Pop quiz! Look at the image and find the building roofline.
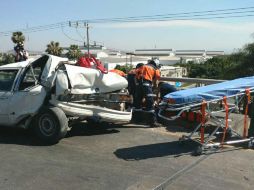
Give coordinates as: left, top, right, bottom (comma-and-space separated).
175, 50, 205, 52
135, 49, 173, 51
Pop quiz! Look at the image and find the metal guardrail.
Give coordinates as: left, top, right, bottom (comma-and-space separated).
160, 77, 226, 86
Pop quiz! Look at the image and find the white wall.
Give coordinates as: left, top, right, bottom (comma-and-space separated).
104, 61, 147, 70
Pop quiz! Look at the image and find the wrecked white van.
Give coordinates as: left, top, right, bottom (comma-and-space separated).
0, 54, 132, 143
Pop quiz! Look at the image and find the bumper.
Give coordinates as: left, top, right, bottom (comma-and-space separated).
50, 100, 132, 123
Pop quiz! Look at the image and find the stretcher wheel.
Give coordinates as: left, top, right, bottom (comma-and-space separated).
179, 136, 185, 141
248, 139, 254, 149
178, 135, 188, 145
226, 128, 233, 138
192, 146, 203, 156
179, 137, 185, 145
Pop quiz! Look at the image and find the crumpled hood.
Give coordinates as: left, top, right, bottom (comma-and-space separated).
56, 64, 128, 95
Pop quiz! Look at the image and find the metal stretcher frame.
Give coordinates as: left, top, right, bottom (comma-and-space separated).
158, 81, 254, 155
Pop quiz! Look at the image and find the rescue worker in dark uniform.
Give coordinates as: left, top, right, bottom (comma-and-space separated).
132, 59, 161, 126
158, 81, 177, 100
127, 63, 144, 102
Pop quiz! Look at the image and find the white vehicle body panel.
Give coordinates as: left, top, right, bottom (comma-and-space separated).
0, 60, 31, 69
55, 70, 69, 96
64, 64, 128, 94
40, 55, 68, 88
0, 92, 12, 125
8, 86, 47, 125
50, 99, 132, 123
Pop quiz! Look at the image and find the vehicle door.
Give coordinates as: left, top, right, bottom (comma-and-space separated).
0, 69, 19, 125
8, 64, 47, 125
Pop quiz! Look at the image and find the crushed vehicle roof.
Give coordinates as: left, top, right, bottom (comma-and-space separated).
0, 54, 68, 69
0, 60, 31, 69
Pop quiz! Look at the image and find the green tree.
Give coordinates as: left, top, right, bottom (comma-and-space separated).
0, 53, 15, 66
0, 53, 3, 65
227, 42, 254, 79
204, 56, 232, 79
11, 31, 25, 45
66, 45, 81, 60
173, 40, 254, 80
188, 63, 207, 78
45, 41, 63, 56
115, 64, 133, 73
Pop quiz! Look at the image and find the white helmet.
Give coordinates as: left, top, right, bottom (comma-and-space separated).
154, 59, 160, 66
149, 58, 160, 68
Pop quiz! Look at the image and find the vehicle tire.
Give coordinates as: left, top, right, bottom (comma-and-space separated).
34, 106, 68, 144
192, 146, 203, 156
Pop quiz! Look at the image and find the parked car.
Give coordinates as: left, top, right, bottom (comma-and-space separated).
0, 54, 132, 144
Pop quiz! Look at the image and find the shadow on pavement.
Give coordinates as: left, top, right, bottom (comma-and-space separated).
66, 122, 120, 138
0, 122, 119, 146
114, 140, 198, 160
158, 116, 197, 133
0, 127, 38, 146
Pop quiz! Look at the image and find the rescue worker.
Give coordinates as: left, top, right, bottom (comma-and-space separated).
109, 69, 126, 77
158, 81, 177, 100
127, 63, 144, 97
248, 100, 254, 137
133, 59, 161, 126
108, 65, 126, 77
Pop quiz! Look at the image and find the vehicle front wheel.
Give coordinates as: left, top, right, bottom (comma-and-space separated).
33, 107, 68, 144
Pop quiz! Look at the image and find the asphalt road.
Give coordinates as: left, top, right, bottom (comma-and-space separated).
0, 122, 253, 190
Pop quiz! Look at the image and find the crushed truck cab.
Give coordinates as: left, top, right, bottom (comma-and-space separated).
0, 54, 132, 143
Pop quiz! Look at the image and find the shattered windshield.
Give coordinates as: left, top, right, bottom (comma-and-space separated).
0, 69, 18, 91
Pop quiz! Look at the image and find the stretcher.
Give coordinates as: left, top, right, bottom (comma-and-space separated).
158, 76, 254, 155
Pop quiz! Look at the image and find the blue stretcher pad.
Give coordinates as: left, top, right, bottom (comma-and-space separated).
163, 76, 254, 105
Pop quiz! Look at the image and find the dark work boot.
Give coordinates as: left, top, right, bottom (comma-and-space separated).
131, 109, 144, 123
150, 121, 163, 128
143, 110, 163, 127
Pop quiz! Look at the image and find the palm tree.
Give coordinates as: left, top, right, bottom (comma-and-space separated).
66, 45, 82, 60
11, 31, 25, 45
45, 41, 63, 56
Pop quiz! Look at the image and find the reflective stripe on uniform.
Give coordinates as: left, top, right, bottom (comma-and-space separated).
146, 93, 156, 97
143, 109, 155, 113
142, 83, 151, 86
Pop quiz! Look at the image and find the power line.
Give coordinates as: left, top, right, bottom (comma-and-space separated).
61, 25, 83, 43
86, 6, 254, 22
1, 14, 253, 36
0, 22, 68, 35
151, 14, 254, 22
75, 27, 85, 40
87, 10, 254, 23
1, 6, 254, 36
69, 21, 91, 56
0, 23, 68, 36
90, 14, 254, 24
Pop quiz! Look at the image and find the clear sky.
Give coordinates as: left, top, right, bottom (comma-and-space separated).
1, 0, 254, 53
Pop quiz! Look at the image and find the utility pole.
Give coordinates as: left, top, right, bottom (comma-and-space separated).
85, 22, 90, 57
69, 21, 91, 57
